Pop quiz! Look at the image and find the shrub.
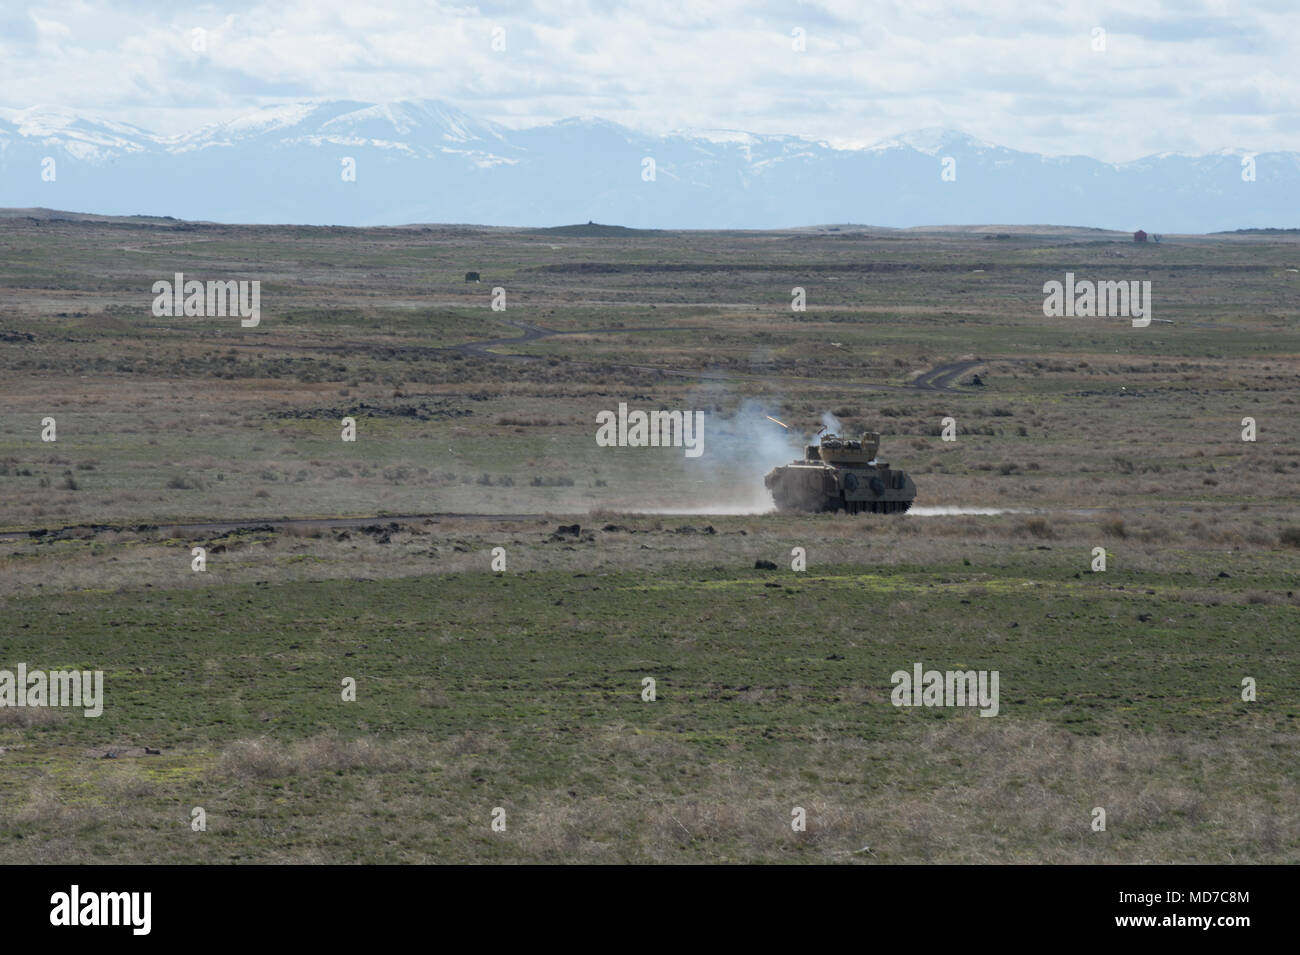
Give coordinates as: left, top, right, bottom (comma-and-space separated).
1020, 517, 1053, 539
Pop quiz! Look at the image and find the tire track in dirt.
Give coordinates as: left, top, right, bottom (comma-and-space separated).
178, 314, 988, 393
3, 503, 1279, 542
909, 359, 987, 390
0, 513, 548, 542
449, 318, 988, 393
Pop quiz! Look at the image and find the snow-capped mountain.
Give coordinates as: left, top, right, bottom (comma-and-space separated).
0, 106, 156, 161
0, 99, 1294, 231
867, 127, 999, 157
167, 100, 514, 157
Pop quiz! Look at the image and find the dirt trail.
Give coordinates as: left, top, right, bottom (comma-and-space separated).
910, 359, 987, 390
0, 513, 549, 542
3, 502, 1275, 542
450, 318, 988, 392
136, 310, 987, 393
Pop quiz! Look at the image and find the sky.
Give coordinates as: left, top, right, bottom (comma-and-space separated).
2, 0, 1298, 161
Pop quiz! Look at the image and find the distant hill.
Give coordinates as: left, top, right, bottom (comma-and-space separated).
0, 207, 187, 225
1212, 227, 1300, 235
2, 101, 1297, 231
529, 222, 657, 237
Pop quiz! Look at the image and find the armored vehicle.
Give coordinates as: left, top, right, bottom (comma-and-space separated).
764, 431, 916, 514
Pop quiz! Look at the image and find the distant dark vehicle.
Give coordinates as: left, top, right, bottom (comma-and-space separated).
465, 271, 481, 282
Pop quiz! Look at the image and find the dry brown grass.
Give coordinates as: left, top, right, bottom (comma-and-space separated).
0, 706, 66, 726
601, 720, 1300, 863
213, 735, 413, 778
7, 761, 160, 827
280, 523, 323, 538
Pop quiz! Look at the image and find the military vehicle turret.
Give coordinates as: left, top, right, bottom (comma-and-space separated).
764, 430, 917, 514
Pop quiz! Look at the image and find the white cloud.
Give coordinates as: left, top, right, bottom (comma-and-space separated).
2, 0, 1298, 160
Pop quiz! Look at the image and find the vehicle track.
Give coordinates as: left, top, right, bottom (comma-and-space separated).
0, 513, 550, 542
148, 314, 987, 392
449, 318, 987, 392
909, 359, 987, 390
2, 503, 1278, 542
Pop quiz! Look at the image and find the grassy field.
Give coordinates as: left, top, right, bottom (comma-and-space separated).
1, 214, 1298, 862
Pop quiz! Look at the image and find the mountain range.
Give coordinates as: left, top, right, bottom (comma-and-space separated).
1, 99, 1295, 232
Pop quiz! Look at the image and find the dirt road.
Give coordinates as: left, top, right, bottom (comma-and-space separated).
450, 319, 987, 392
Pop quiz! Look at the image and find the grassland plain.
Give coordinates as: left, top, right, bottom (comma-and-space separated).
1, 213, 1298, 862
